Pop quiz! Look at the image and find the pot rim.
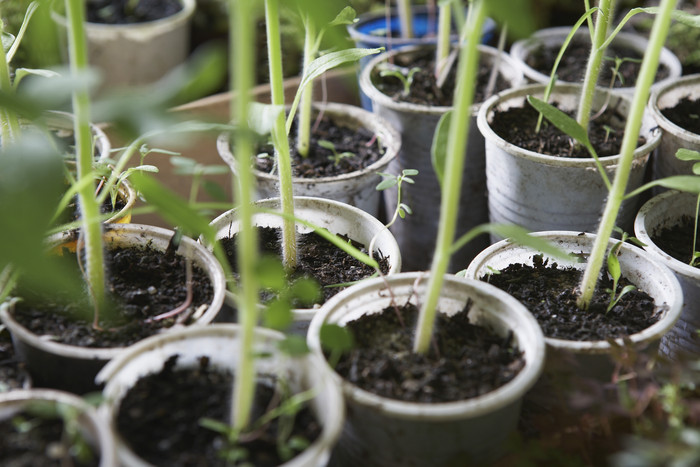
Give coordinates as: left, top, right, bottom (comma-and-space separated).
648, 73, 700, 143
52, 0, 196, 31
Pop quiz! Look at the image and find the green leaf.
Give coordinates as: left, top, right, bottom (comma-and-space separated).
328, 6, 356, 26
484, 0, 537, 40
676, 149, 700, 162
249, 101, 285, 136
255, 256, 287, 291
319, 323, 354, 352
625, 176, 700, 199
263, 299, 294, 331
289, 278, 321, 305
12, 68, 60, 89
375, 177, 398, 191
431, 111, 452, 188
277, 335, 309, 356
607, 247, 621, 282
527, 96, 591, 148
202, 180, 227, 202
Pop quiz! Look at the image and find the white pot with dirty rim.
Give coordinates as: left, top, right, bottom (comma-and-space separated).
207, 196, 402, 335
360, 44, 526, 272
477, 83, 662, 237
648, 74, 700, 183
307, 272, 546, 466
635, 190, 700, 360
53, 0, 195, 91
0, 388, 117, 466
509, 26, 682, 95
217, 102, 400, 219
0, 223, 226, 394
95, 324, 344, 467
464, 231, 683, 379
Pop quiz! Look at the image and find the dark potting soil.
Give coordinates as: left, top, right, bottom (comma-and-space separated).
660, 96, 700, 134
116, 355, 321, 466
0, 409, 99, 467
86, 0, 182, 24
222, 226, 389, 306
525, 38, 670, 89
483, 255, 660, 341
333, 302, 525, 403
489, 100, 643, 158
0, 327, 30, 391
651, 214, 700, 267
254, 112, 386, 178
11, 242, 215, 348
371, 47, 512, 106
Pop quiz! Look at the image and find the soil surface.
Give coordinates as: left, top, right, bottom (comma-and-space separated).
10, 242, 215, 348
116, 354, 321, 466
0, 326, 30, 391
86, 0, 182, 24
482, 255, 660, 341
371, 47, 512, 106
525, 38, 670, 89
651, 214, 700, 267
254, 112, 386, 178
222, 226, 389, 306
660, 96, 700, 134
333, 302, 525, 403
489, 100, 644, 158
0, 409, 99, 466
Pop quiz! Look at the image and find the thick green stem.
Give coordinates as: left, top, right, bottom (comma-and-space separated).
577, 0, 674, 309
265, 0, 297, 271
230, 0, 258, 431
65, 0, 106, 320
434, 5, 451, 78
414, 0, 486, 354
397, 0, 414, 38
576, 0, 615, 129
296, 18, 315, 158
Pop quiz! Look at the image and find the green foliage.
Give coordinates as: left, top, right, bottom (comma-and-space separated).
318, 139, 355, 166
319, 322, 354, 368
376, 169, 417, 220
605, 232, 637, 313
377, 64, 420, 96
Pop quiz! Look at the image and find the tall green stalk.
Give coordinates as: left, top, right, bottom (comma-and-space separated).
413, 0, 486, 354
576, 0, 616, 130
576, 0, 675, 309
229, 0, 259, 431
434, 4, 451, 77
265, 0, 297, 271
65, 0, 106, 323
295, 16, 315, 158
397, 0, 414, 38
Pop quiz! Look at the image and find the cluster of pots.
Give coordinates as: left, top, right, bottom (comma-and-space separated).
3, 5, 700, 467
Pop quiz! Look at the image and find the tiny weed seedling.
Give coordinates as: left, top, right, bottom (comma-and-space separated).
378, 64, 420, 97
318, 139, 356, 166
375, 169, 417, 224
605, 230, 639, 313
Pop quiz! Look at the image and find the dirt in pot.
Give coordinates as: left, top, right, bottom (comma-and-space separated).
332, 302, 525, 403
254, 112, 386, 178
488, 99, 645, 158
0, 407, 100, 466
651, 214, 700, 267
660, 96, 700, 134
371, 47, 513, 106
116, 354, 321, 467
10, 242, 215, 348
0, 327, 30, 391
221, 226, 389, 306
525, 38, 670, 89
86, 0, 183, 24
482, 255, 660, 341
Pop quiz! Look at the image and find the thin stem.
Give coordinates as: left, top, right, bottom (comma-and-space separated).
296, 17, 315, 158
229, 0, 258, 431
576, 0, 616, 130
692, 194, 699, 266
396, 0, 414, 39
414, 0, 486, 354
65, 0, 106, 321
577, 0, 674, 309
265, 0, 297, 271
0, 18, 20, 144
434, 5, 451, 78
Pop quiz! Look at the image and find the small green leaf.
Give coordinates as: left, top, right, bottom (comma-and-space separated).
676, 149, 700, 162
289, 278, 321, 305
202, 180, 227, 202
375, 177, 398, 191
403, 169, 419, 177
431, 111, 452, 188
607, 248, 621, 282
527, 95, 591, 148
328, 6, 357, 26
278, 335, 309, 356
319, 323, 354, 352
263, 299, 294, 331
255, 256, 287, 291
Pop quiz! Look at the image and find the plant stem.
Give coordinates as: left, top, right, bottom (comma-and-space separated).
65, 0, 106, 320
413, 0, 486, 354
576, 0, 616, 130
265, 0, 297, 271
397, 0, 414, 38
229, 0, 258, 431
0, 16, 21, 144
434, 4, 451, 78
576, 0, 674, 309
296, 17, 315, 158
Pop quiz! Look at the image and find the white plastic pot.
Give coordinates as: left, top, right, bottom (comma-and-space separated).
0, 388, 117, 466
95, 324, 344, 467
0, 223, 226, 394
648, 74, 700, 182
477, 83, 662, 236
217, 102, 400, 219
635, 190, 700, 360
307, 272, 546, 466
509, 26, 682, 95
53, 0, 195, 92
360, 44, 526, 272
464, 231, 683, 379
207, 196, 402, 334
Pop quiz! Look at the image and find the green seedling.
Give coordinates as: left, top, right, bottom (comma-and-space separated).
318, 139, 356, 166
675, 148, 700, 267
378, 64, 420, 97
376, 169, 418, 223
605, 231, 637, 313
